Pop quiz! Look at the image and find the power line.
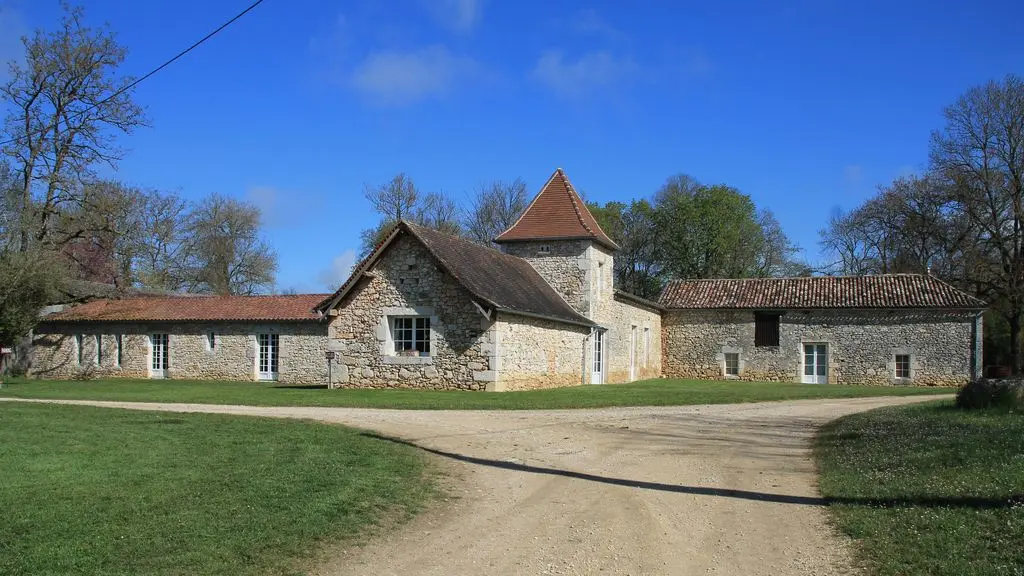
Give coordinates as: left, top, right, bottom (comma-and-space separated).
0, 0, 268, 148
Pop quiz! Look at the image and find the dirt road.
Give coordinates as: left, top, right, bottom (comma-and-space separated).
4, 395, 945, 575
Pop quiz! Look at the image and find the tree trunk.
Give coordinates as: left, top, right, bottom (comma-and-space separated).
1010, 314, 1022, 376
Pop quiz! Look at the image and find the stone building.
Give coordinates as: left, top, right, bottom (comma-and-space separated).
30, 169, 662, 390
28, 168, 983, 389
659, 276, 985, 386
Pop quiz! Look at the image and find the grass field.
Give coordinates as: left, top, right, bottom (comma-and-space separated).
816, 401, 1024, 576
0, 378, 951, 410
0, 402, 437, 576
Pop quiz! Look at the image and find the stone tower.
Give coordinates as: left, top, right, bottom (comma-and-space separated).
493, 168, 619, 319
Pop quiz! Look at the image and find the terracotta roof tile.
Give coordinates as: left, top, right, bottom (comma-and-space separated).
494, 168, 618, 250
42, 294, 330, 322
658, 275, 985, 310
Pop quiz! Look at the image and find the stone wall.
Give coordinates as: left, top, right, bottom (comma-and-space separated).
31, 321, 328, 384
502, 240, 591, 314
663, 309, 981, 386
586, 244, 662, 384
492, 312, 589, 391
327, 234, 495, 390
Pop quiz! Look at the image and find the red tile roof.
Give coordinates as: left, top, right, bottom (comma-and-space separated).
41, 294, 330, 322
658, 275, 985, 310
494, 168, 619, 250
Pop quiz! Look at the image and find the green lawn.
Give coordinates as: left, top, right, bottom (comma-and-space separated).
816, 401, 1024, 576
0, 377, 951, 409
0, 403, 437, 576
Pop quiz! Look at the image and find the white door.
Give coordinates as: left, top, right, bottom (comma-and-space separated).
258, 333, 279, 381
150, 333, 168, 378
802, 343, 828, 384
629, 326, 637, 380
592, 331, 605, 384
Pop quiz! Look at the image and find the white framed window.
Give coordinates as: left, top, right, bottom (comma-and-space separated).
724, 352, 740, 377
257, 333, 279, 380
75, 334, 84, 366
150, 333, 169, 377
206, 331, 216, 351
94, 334, 102, 365
643, 327, 651, 368
115, 334, 122, 367
393, 317, 430, 356
895, 354, 911, 379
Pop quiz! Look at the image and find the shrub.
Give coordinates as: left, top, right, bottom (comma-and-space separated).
956, 378, 1024, 412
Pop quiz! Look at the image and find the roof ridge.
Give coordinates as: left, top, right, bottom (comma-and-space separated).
558, 169, 597, 237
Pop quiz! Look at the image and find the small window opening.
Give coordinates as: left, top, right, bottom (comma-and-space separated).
724, 353, 740, 376
206, 332, 216, 351
75, 334, 84, 366
537, 244, 551, 254
393, 317, 430, 356
754, 313, 781, 347
115, 335, 123, 367
895, 354, 911, 379
94, 334, 102, 365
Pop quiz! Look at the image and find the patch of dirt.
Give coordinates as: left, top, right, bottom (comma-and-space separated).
3, 395, 945, 575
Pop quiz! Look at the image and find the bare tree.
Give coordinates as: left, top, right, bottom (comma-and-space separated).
1, 4, 145, 251
931, 74, 1024, 373
364, 173, 419, 221
132, 190, 189, 291
464, 178, 529, 244
359, 173, 462, 255
417, 191, 461, 236
180, 194, 277, 295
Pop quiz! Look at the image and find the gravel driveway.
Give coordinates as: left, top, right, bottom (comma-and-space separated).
3, 395, 945, 575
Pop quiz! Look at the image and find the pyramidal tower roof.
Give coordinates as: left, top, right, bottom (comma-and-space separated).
494, 168, 619, 251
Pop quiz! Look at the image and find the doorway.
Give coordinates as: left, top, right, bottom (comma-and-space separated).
592, 330, 605, 384
802, 343, 828, 384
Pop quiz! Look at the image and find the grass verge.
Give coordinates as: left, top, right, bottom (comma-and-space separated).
0, 378, 951, 410
816, 400, 1024, 576
0, 403, 437, 576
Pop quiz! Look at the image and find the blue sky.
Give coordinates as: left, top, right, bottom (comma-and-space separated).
2, 0, 1022, 292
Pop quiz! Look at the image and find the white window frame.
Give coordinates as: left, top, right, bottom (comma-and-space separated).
392, 316, 431, 356
257, 333, 280, 381
206, 331, 216, 352
114, 334, 122, 368
94, 334, 102, 366
643, 327, 651, 368
894, 354, 912, 380
150, 333, 169, 378
724, 352, 740, 377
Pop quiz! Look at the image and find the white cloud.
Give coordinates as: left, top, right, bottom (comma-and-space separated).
352, 46, 478, 106
569, 9, 622, 42
844, 164, 864, 183
317, 249, 357, 290
531, 50, 638, 98
425, 0, 482, 32
246, 186, 325, 229
0, 7, 26, 81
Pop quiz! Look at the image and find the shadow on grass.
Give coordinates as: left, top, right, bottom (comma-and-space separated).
363, 433, 1022, 510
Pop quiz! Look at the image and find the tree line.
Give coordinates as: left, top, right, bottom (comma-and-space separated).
0, 6, 277, 351
358, 172, 806, 299
819, 75, 1024, 373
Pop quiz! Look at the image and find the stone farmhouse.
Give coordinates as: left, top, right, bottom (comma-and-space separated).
29, 169, 985, 389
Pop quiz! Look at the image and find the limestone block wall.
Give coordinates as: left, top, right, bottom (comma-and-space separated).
595, 296, 662, 384
328, 235, 494, 390
31, 321, 328, 384
493, 312, 589, 391
502, 240, 591, 314
663, 309, 981, 386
